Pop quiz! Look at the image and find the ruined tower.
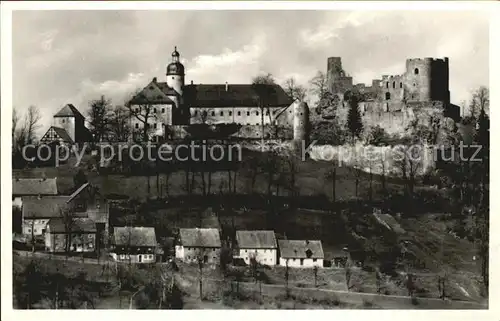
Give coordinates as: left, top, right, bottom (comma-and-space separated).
293, 101, 310, 145
404, 57, 450, 103
327, 57, 353, 94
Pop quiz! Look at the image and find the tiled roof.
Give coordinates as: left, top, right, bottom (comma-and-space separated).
13, 178, 58, 196
278, 240, 324, 259
54, 104, 84, 118
236, 230, 277, 249
22, 196, 88, 219
50, 127, 74, 143
113, 227, 157, 247
184, 84, 293, 108
179, 228, 221, 248
48, 218, 96, 233
128, 80, 176, 105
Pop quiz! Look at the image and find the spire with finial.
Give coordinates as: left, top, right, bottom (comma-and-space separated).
172, 46, 180, 62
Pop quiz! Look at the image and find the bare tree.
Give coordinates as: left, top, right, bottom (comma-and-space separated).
252, 73, 277, 146
309, 71, 328, 102
127, 90, 157, 143
59, 206, 75, 257
283, 77, 307, 102
25, 106, 42, 145
325, 160, 338, 202
88, 95, 112, 143
469, 86, 489, 119
108, 105, 131, 142
313, 265, 319, 288
191, 108, 216, 125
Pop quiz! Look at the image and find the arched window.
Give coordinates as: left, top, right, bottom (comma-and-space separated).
386, 82, 389, 88
414, 68, 419, 75
211, 111, 215, 116
385, 92, 391, 100
392, 81, 396, 89
400, 82, 403, 88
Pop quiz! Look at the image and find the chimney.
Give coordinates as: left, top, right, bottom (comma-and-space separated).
225, 82, 228, 92
191, 80, 194, 85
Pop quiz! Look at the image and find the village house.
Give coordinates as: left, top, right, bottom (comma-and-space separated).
235, 230, 278, 266
111, 227, 158, 263
175, 228, 221, 265
20, 182, 109, 252
12, 177, 58, 208
45, 218, 97, 253
278, 240, 324, 268
21, 195, 86, 236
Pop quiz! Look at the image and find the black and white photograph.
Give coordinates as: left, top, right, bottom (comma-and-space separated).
1, 1, 496, 314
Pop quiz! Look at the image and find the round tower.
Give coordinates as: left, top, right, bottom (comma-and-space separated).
293, 101, 310, 145
166, 46, 185, 95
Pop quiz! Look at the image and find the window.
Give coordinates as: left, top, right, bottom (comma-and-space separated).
385, 92, 391, 100
247, 111, 250, 116
229, 111, 232, 116
237, 111, 241, 116
211, 111, 215, 116
256, 111, 259, 116
162, 108, 165, 113
386, 82, 389, 88
220, 111, 224, 116
154, 123, 157, 129
34, 229, 37, 233
266, 111, 269, 116
392, 81, 396, 89
213, 248, 215, 251
135, 123, 139, 129
245, 250, 248, 253
187, 256, 190, 260
400, 82, 403, 88
194, 111, 198, 116
62, 119, 65, 123
154, 108, 157, 113
414, 68, 419, 75
313, 258, 317, 262
172, 77, 175, 80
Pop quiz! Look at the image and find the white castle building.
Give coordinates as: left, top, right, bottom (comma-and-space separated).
127, 47, 309, 141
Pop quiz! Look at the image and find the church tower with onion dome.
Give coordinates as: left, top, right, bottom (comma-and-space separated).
166, 46, 185, 95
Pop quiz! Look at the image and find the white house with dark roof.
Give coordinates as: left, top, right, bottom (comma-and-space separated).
175, 228, 221, 265
235, 230, 278, 266
278, 240, 324, 268
40, 104, 92, 145
111, 227, 158, 263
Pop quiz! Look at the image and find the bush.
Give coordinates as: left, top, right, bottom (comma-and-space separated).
363, 125, 391, 146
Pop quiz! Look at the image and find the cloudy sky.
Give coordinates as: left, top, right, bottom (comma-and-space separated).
13, 10, 488, 134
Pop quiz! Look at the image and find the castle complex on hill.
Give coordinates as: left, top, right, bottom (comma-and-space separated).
323, 56, 461, 135
40, 48, 461, 146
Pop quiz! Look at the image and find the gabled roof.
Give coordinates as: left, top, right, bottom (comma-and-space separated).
236, 230, 277, 249
128, 80, 176, 105
184, 84, 293, 108
41, 126, 74, 144
54, 104, 84, 118
13, 178, 58, 196
278, 240, 324, 259
114, 227, 157, 247
22, 196, 87, 219
179, 228, 221, 248
47, 218, 96, 233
